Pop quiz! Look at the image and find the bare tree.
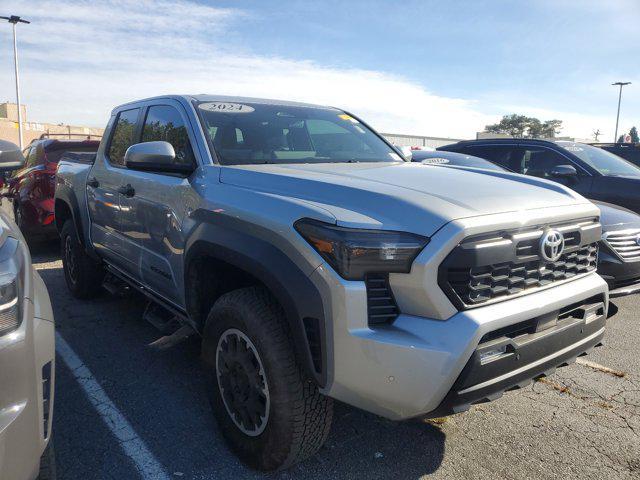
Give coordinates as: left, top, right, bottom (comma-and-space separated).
593, 129, 601, 142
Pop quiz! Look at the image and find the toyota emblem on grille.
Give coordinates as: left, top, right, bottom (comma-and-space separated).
540, 230, 565, 262
636, 234, 640, 247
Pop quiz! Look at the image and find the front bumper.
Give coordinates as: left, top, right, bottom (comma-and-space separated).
314, 267, 607, 420
598, 247, 640, 297
428, 293, 605, 417
0, 269, 55, 480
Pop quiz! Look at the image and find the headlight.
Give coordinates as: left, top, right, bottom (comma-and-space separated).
294, 218, 429, 280
0, 237, 24, 337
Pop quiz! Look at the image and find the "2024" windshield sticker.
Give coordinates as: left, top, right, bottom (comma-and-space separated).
199, 102, 255, 113
421, 157, 450, 165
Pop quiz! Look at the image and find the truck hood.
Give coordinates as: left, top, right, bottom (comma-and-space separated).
220, 162, 589, 236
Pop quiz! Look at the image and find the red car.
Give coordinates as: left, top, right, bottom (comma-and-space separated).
1, 138, 99, 240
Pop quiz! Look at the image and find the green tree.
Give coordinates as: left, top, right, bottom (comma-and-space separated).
485, 114, 530, 137
526, 118, 543, 138
485, 115, 563, 139
540, 120, 563, 138
630, 126, 639, 143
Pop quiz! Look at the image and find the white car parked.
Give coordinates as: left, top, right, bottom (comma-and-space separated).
0, 140, 55, 480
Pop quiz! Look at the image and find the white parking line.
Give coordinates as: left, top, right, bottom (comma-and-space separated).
55, 332, 171, 480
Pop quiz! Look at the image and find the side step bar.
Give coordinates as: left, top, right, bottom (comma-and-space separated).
102, 264, 198, 333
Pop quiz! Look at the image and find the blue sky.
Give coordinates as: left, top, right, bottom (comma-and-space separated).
1, 0, 638, 140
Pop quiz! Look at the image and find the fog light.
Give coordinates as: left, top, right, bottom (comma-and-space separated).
480, 345, 508, 363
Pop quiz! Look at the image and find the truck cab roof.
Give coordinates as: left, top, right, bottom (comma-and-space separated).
115, 94, 338, 112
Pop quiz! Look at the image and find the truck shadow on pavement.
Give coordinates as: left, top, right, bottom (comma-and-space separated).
32, 243, 445, 479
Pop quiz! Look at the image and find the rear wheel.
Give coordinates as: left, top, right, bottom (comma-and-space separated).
60, 220, 104, 299
202, 287, 333, 471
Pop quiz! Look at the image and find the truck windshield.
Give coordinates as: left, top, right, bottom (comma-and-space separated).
196, 101, 402, 165
558, 142, 640, 178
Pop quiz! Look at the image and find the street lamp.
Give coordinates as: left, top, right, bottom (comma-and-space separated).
1, 15, 30, 149
612, 81, 631, 143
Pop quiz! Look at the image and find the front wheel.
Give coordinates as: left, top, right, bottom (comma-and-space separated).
60, 220, 105, 299
202, 287, 333, 471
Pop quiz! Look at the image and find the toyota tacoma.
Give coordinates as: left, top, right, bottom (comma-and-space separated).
54, 95, 609, 470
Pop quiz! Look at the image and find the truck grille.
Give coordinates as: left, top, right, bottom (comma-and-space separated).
602, 229, 640, 261
439, 219, 601, 308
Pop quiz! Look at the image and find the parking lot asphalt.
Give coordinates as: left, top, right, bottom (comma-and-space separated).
31, 242, 640, 480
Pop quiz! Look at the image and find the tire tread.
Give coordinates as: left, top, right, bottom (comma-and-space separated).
204, 286, 333, 470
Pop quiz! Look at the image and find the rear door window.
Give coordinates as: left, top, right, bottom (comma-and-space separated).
461, 146, 520, 170
107, 109, 140, 166
141, 105, 195, 167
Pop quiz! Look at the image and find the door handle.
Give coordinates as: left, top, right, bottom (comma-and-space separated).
118, 184, 135, 197
87, 177, 99, 188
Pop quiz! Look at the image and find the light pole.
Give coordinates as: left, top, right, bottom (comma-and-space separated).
1, 15, 30, 149
612, 81, 631, 143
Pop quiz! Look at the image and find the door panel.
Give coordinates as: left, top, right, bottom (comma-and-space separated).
118, 102, 197, 306
87, 108, 141, 270
119, 171, 190, 304
87, 173, 122, 262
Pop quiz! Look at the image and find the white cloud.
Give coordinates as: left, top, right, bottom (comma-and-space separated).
0, 0, 630, 141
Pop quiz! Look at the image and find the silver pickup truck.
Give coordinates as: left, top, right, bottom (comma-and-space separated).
54, 95, 609, 470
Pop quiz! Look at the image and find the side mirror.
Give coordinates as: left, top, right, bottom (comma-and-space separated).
550, 164, 577, 178
0, 140, 25, 172
124, 141, 192, 174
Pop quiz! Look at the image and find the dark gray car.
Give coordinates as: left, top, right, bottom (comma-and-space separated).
440, 138, 640, 215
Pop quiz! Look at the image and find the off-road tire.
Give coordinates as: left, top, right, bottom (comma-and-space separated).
202, 286, 333, 471
60, 220, 104, 299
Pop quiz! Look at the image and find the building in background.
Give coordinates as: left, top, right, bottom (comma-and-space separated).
382, 132, 465, 149
0, 102, 103, 147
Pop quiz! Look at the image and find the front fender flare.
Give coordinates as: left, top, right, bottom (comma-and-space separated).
185, 220, 327, 387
